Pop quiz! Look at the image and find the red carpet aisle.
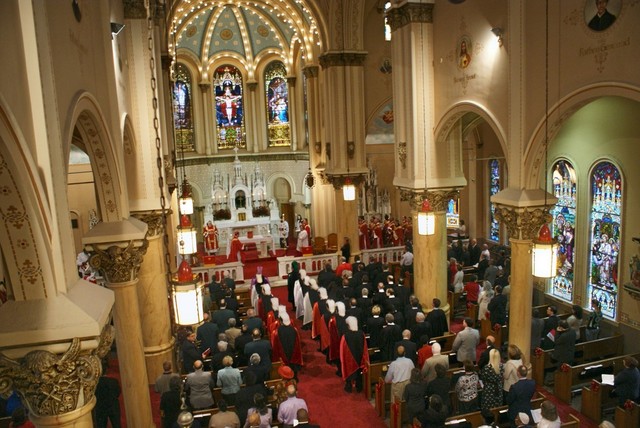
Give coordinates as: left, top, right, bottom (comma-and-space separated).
272, 287, 387, 428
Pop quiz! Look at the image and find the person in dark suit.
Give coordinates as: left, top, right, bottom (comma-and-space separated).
425, 364, 452, 416
541, 305, 559, 350
412, 312, 432, 347
394, 329, 418, 365
244, 328, 272, 368
212, 299, 235, 331
196, 312, 219, 356
160, 376, 182, 428
425, 298, 448, 338
404, 295, 423, 331
613, 356, 640, 406
181, 331, 204, 373
506, 365, 536, 428
366, 305, 385, 349
551, 320, 577, 367
469, 239, 481, 266
235, 371, 270, 427
477, 335, 495, 369
488, 285, 508, 327
95, 360, 122, 428
530, 309, 544, 351
380, 313, 403, 361
588, 0, 617, 31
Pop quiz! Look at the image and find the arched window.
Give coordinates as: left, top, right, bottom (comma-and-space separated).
384, 2, 392, 41
213, 65, 245, 149
588, 161, 622, 319
264, 61, 291, 147
550, 160, 577, 302
173, 63, 195, 152
489, 159, 501, 242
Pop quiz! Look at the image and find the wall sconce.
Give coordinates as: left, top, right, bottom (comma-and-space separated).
111, 22, 126, 39
347, 141, 355, 159
491, 27, 503, 47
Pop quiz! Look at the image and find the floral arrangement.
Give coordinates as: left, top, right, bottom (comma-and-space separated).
252, 206, 270, 217
213, 208, 231, 220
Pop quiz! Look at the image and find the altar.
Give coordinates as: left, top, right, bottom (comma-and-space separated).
237, 235, 274, 258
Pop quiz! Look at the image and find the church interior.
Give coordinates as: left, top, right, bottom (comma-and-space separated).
0, 0, 639, 426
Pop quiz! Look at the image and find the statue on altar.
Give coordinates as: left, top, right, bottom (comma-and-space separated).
278, 214, 289, 248
203, 220, 219, 254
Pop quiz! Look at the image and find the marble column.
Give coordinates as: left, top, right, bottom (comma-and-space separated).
132, 211, 176, 384
410, 190, 457, 314
494, 203, 551, 359
0, 325, 114, 428
85, 218, 154, 427
333, 188, 360, 259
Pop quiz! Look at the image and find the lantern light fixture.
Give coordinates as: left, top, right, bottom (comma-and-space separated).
418, 199, 435, 236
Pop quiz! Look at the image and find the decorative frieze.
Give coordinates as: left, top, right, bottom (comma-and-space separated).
0, 325, 114, 417
88, 239, 149, 284
319, 52, 367, 68
303, 65, 319, 78
493, 205, 551, 241
131, 211, 166, 238
387, 2, 434, 32
320, 172, 366, 190
398, 188, 460, 212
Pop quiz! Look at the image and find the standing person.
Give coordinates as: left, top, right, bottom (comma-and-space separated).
278, 214, 289, 249
242, 393, 272, 428
455, 360, 480, 414
185, 360, 215, 410
203, 220, 219, 254
209, 399, 241, 428
452, 317, 480, 364
488, 285, 508, 327
551, 320, 577, 370
421, 342, 449, 383
340, 316, 369, 393
585, 299, 603, 341
567, 304, 584, 342
340, 237, 351, 262
400, 245, 414, 276
94, 360, 121, 428
160, 377, 182, 428
419, 394, 449, 428
271, 313, 303, 380
228, 231, 243, 262
537, 400, 561, 428
403, 368, 428, 424
506, 365, 536, 428
613, 356, 640, 407
426, 364, 452, 415
480, 349, 504, 420
217, 356, 242, 405
287, 261, 300, 312
477, 281, 494, 322
154, 361, 180, 395
277, 385, 308, 428
426, 298, 449, 338
385, 345, 415, 401
503, 344, 524, 401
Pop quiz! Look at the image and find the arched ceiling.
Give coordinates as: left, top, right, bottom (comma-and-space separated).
170, 1, 322, 76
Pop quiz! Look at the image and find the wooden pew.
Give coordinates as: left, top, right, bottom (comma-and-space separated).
531, 334, 624, 385
364, 360, 389, 400
430, 332, 456, 353
615, 402, 640, 428
444, 410, 485, 427
374, 376, 392, 419
269, 361, 283, 380
559, 414, 580, 428
553, 353, 640, 403
489, 394, 545, 427
580, 379, 616, 423
448, 291, 467, 321
389, 396, 404, 428
479, 319, 507, 348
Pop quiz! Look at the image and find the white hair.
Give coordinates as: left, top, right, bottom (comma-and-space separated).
431, 342, 441, 355
326, 299, 336, 314
278, 305, 287, 317
271, 297, 280, 308
299, 269, 307, 279
262, 284, 271, 295
281, 312, 291, 325
336, 301, 346, 317
309, 278, 318, 290
318, 287, 328, 299
346, 316, 359, 331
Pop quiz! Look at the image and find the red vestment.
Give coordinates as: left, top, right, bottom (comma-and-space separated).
328, 316, 341, 361
271, 325, 303, 366
340, 332, 369, 381
203, 224, 219, 252
358, 222, 369, 250
228, 236, 243, 262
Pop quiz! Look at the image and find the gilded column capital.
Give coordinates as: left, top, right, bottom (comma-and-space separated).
247, 80, 258, 91
303, 65, 319, 78
493, 205, 551, 241
286, 76, 297, 86
387, 2, 434, 32
399, 188, 460, 212
131, 211, 166, 238
0, 325, 114, 417
320, 172, 366, 190
198, 82, 211, 91
87, 239, 149, 284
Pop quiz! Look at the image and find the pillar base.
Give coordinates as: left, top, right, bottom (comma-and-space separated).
144, 337, 176, 384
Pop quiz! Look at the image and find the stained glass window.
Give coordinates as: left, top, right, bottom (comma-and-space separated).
489, 159, 500, 242
588, 161, 622, 320
173, 63, 195, 152
446, 197, 460, 228
384, 2, 392, 41
213, 65, 245, 149
550, 160, 577, 302
264, 61, 291, 147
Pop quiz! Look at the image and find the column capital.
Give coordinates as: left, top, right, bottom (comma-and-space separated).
387, 1, 434, 32
493, 205, 551, 241
399, 188, 460, 212
0, 325, 114, 417
123, 0, 146, 19
246, 80, 258, 91
88, 239, 149, 284
303, 65, 319, 78
198, 82, 211, 91
286, 76, 297, 86
131, 210, 167, 238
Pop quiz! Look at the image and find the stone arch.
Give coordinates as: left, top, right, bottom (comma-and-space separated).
523, 83, 640, 189
266, 173, 297, 202
66, 93, 125, 222
0, 96, 56, 301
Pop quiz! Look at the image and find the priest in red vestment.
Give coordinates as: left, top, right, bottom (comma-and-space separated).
203, 220, 219, 254
340, 316, 369, 393
227, 231, 243, 262
358, 216, 368, 250
271, 312, 303, 380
